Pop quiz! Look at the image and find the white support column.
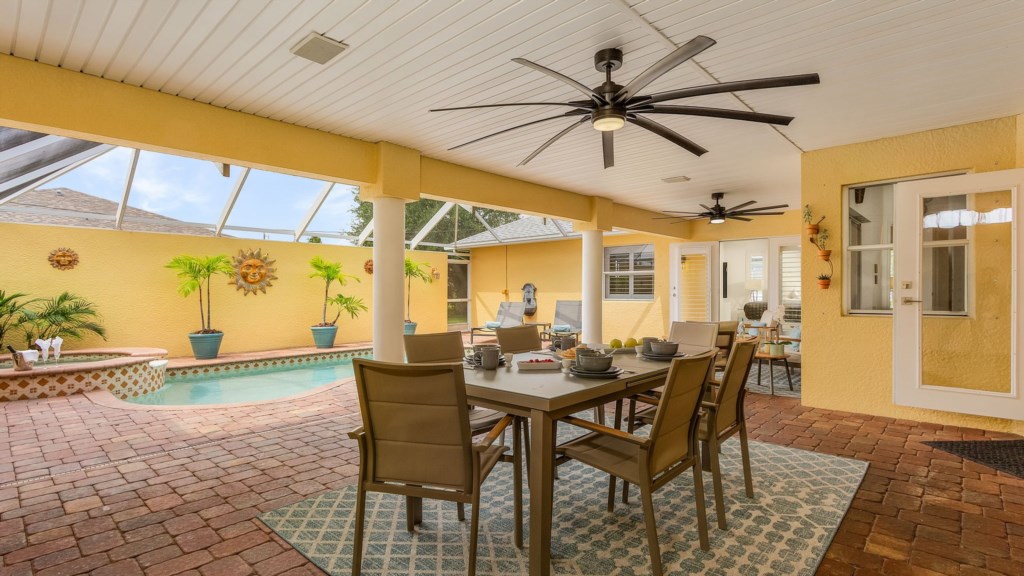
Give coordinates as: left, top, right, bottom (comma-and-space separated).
581, 229, 603, 345
371, 196, 406, 362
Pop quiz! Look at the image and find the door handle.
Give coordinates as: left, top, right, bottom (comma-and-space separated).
901, 297, 923, 304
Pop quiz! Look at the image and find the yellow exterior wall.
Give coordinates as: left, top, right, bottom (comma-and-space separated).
1, 223, 447, 357
801, 116, 1023, 433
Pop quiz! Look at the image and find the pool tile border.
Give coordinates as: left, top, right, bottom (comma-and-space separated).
165, 348, 373, 381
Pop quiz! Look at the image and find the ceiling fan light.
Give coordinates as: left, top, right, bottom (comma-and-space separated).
592, 109, 625, 131
709, 216, 726, 224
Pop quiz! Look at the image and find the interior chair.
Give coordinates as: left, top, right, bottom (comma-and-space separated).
541, 300, 583, 341
556, 351, 717, 575
348, 359, 522, 576
495, 324, 543, 354
698, 337, 758, 529
470, 301, 526, 343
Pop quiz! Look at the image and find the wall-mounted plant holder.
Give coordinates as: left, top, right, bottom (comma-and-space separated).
804, 204, 833, 288
803, 204, 825, 239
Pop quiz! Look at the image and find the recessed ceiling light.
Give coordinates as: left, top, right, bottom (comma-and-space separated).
662, 175, 691, 183
290, 32, 348, 65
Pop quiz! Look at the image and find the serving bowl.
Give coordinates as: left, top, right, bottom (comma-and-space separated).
576, 349, 614, 371
649, 341, 679, 355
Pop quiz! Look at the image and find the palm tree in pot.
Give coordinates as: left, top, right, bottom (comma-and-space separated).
404, 257, 433, 335
22, 292, 107, 346
166, 254, 233, 359
309, 256, 366, 348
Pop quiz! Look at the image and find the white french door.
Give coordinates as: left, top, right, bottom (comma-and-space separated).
670, 242, 718, 322
893, 169, 1024, 419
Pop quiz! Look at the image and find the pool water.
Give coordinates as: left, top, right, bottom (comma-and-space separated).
129, 357, 363, 406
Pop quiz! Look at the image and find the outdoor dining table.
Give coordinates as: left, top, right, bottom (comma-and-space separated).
462, 350, 682, 576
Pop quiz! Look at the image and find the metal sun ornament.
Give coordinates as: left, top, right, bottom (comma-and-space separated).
230, 248, 278, 296
48, 248, 79, 270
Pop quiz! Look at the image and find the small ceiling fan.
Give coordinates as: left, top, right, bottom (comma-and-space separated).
656, 193, 788, 225
430, 36, 819, 168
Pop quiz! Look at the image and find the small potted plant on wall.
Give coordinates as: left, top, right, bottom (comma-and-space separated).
815, 228, 832, 261
404, 257, 433, 335
166, 254, 233, 359
803, 204, 825, 238
817, 273, 832, 289
309, 256, 365, 348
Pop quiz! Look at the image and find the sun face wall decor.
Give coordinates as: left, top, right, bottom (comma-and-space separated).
231, 248, 278, 295
48, 247, 79, 270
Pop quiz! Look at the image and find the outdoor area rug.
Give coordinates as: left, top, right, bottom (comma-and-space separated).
260, 436, 865, 575
925, 439, 1024, 479
744, 364, 801, 398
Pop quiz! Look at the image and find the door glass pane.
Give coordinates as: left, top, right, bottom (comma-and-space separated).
447, 263, 468, 300
849, 249, 894, 311
447, 302, 468, 325
719, 239, 768, 322
779, 245, 802, 325
848, 184, 894, 245
921, 190, 1011, 392
679, 253, 708, 321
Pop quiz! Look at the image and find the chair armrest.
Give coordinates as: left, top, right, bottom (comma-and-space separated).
701, 401, 718, 411
347, 426, 364, 440
473, 415, 513, 453
562, 416, 649, 446
778, 336, 801, 343
633, 393, 661, 406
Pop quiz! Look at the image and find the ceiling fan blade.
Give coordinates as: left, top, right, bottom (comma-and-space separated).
699, 204, 713, 212
449, 111, 585, 150
660, 210, 707, 214
602, 131, 614, 169
653, 213, 707, 219
644, 73, 821, 104
725, 200, 757, 211
731, 211, 785, 216
643, 105, 793, 126
732, 204, 790, 213
518, 117, 589, 166
727, 215, 753, 222
614, 36, 716, 103
512, 58, 608, 105
431, 102, 592, 112
628, 115, 708, 157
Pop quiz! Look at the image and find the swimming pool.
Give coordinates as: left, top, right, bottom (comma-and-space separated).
128, 355, 363, 406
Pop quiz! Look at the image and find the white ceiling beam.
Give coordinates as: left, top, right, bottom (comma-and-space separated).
607, 0, 804, 153
0, 145, 115, 204
356, 219, 374, 246
215, 166, 250, 236
460, 204, 502, 243
114, 149, 140, 229
294, 181, 335, 241
409, 202, 455, 250
0, 134, 65, 164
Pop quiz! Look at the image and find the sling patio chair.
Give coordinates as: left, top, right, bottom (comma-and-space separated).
348, 359, 523, 576
555, 351, 717, 575
469, 301, 526, 344
539, 300, 583, 342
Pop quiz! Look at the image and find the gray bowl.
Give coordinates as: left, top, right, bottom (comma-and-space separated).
649, 341, 679, 355
576, 351, 614, 372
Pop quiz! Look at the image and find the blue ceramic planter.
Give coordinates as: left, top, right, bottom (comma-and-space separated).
188, 332, 223, 360
404, 321, 417, 335
311, 325, 338, 349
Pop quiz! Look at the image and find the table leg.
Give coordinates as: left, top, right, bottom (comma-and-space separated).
769, 359, 775, 396
757, 359, 763, 385
529, 409, 554, 576
784, 357, 794, 391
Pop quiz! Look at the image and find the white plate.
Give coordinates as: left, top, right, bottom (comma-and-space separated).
516, 360, 561, 371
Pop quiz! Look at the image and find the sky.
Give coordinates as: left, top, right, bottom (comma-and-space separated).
48, 146, 361, 244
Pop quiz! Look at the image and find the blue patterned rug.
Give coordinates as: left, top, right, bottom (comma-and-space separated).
745, 364, 802, 398
260, 436, 864, 575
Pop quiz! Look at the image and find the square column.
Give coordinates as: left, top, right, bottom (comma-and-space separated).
371, 196, 406, 362
581, 229, 603, 345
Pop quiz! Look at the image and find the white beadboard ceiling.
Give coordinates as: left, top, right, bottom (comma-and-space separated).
2, 0, 1023, 217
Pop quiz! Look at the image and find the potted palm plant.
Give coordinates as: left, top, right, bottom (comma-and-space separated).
309, 256, 366, 348
0, 291, 35, 349
22, 292, 106, 346
166, 254, 233, 359
404, 257, 433, 335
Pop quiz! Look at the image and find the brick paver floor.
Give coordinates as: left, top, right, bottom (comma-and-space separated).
1, 378, 1022, 575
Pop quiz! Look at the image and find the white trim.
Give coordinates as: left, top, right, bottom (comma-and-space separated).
669, 242, 718, 322
893, 168, 1024, 420
462, 204, 503, 243
356, 219, 374, 246
294, 181, 334, 241
0, 145, 115, 200
409, 202, 455, 249
215, 167, 249, 236
114, 149, 140, 230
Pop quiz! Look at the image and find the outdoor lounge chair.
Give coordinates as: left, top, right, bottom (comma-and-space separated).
556, 352, 717, 575
540, 300, 582, 341
469, 301, 526, 344
348, 359, 523, 576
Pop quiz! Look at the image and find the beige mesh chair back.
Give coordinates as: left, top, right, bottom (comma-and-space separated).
495, 324, 542, 354
712, 337, 757, 433
499, 301, 527, 326
348, 359, 520, 576
552, 300, 583, 330
646, 351, 718, 474
404, 331, 465, 363
667, 321, 718, 355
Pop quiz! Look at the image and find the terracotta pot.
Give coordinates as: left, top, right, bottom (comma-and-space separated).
818, 249, 832, 261
818, 279, 831, 289
806, 224, 819, 237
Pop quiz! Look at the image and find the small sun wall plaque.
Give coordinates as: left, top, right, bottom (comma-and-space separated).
48, 248, 79, 270
231, 248, 278, 295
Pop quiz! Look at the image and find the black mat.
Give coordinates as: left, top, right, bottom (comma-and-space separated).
925, 440, 1024, 479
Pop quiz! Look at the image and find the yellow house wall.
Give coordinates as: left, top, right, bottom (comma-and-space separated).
1, 223, 447, 357
801, 116, 1023, 433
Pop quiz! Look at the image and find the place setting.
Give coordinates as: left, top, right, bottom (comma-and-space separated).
567, 349, 623, 379
637, 338, 688, 362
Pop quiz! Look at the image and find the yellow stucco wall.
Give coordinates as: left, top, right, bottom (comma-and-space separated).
801, 116, 1023, 433
1, 223, 448, 357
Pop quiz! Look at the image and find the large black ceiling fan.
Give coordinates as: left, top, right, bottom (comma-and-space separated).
655, 192, 788, 225
430, 36, 819, 168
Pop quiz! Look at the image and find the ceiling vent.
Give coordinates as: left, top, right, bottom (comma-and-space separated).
662, 175, 691, 183
290, 32, 348, 64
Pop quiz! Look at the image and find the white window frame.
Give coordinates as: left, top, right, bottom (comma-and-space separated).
604, 244, 655, 301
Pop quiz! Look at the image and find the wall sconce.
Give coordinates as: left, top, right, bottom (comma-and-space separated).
431, 267, 441, 280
